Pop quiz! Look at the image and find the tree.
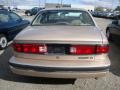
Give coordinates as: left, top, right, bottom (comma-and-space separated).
95, 7, 111, 12
95, 7, 104, 11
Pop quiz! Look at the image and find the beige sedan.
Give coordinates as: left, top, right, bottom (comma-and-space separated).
9, 8, 110, 78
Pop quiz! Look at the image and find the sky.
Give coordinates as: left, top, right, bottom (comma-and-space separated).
46, 0, 119, 8
0, 0, 119, 9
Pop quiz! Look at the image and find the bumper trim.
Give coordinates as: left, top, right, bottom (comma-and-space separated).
9, 62, 110, 72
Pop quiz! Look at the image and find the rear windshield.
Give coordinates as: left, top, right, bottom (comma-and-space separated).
32, 10, 95, 26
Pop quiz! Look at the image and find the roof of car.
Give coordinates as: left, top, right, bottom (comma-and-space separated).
42, 8, 88, 12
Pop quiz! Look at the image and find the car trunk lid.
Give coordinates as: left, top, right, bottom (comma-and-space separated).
15, 26, 103, 44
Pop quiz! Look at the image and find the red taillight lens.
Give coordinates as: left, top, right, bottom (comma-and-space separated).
96, 45, 109, 53
70, 45, 96, 55
70, 45, 109, 55
13, 43, 47, 54
22, 44, 40, 53
13, 44, 22, 52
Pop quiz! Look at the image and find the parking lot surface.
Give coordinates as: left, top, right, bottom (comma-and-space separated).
0, 16, 120, 90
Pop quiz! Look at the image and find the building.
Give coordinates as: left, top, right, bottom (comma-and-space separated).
45, 3, 71, 8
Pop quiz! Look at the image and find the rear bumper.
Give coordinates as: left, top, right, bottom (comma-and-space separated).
9, 62, 110, 78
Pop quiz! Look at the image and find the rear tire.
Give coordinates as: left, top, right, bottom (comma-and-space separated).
0, 34, 8, 50
106, 29, 112, 42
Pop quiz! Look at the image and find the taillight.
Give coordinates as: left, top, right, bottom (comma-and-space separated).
13, 44, 22, 52
70, 45, 96, 55
13, 43, 109, 55
96, 45, 109, 53
70, 45, 109, 55
22, 44, 40, 53
13, 43, 47, 54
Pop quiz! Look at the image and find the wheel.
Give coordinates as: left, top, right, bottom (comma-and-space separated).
0, 34, 8, 50
106, 29, 112, 41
